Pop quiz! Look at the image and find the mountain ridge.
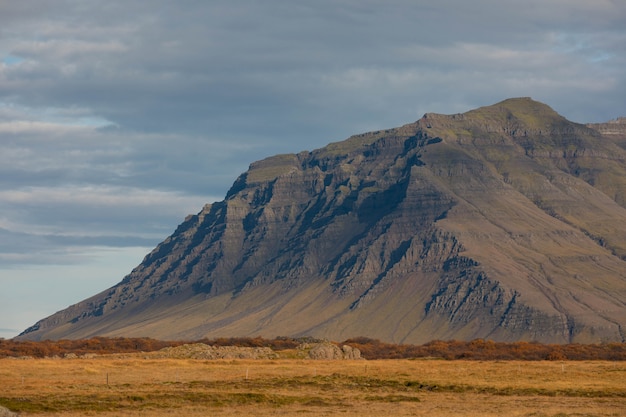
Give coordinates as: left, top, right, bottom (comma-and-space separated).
18, 98, 626, 344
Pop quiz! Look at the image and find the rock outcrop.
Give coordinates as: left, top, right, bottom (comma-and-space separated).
0, 406, 18, 417
307, 343, 362, 360
149, 344, 278, 360
587, 117, 626, 137
18, 98, 626, 344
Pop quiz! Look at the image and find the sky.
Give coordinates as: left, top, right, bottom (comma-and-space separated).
1, 0, 625, 339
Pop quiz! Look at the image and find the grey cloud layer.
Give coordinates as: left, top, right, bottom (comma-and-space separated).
0, 121, 234, 266
4, 1, 625, 128
1, 0, 625, 269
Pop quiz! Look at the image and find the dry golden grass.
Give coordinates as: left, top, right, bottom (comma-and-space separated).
1, 355, 625, 416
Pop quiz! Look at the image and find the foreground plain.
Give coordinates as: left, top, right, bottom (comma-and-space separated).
1, 355, 625, 416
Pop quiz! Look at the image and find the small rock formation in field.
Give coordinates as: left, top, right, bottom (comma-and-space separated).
150, 343, 278, 359
0, 406, 18, 417
307, 342, 361, 360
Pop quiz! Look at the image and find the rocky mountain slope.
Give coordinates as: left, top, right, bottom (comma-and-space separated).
18, 98, 626, 344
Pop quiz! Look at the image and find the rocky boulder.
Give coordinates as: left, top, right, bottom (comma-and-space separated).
0, 406, 18, 417
152, 343, 278, 359
307, 343, 361, 360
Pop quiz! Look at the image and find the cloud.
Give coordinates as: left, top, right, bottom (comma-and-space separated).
2, 1, 623, 132
0, 183, 205, 268
0, 116, 242, 269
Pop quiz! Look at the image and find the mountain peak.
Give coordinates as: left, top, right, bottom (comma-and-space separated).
420, 97, 596, 146
467, 97, 566, 126
424, 97, 563, 125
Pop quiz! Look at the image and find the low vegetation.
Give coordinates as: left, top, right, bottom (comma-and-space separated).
343, 337, 626, 361
2, 336, 625, 360
0, 337, 301, 358
0, 357, 624, 416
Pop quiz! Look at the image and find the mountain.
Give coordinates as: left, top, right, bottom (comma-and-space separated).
18, 98, 626, 344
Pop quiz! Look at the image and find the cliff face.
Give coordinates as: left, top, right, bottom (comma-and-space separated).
19, 98, 626, 343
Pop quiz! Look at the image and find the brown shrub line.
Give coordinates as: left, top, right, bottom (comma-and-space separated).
1, 336, 625, 360
343, 337, 626, 360
0, 336, 311, 358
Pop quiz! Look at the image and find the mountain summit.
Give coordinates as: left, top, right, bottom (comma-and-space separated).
19, 98, 626, 343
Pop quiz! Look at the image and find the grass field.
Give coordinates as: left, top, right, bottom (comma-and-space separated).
1, 355, 625, 416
